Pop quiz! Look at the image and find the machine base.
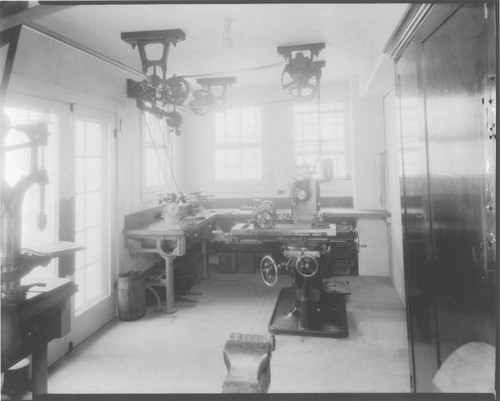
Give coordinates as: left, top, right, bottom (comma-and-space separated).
268, 287, 348, 338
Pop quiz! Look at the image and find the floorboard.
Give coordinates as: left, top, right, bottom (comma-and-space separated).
47, 269, 411, 394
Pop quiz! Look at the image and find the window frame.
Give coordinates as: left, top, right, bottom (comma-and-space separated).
293, 102, 352, 181
212, 107, 265, 185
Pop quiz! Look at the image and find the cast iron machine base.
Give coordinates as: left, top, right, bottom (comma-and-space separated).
268, 279, 350, 338
230, 223, 352, 339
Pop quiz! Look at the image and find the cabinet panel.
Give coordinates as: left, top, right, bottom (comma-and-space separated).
396, 39, 439, 392
421, 2, 496, 364
394, 2, 496, 392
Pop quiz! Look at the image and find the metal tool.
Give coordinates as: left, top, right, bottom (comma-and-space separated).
222, 332, 275, 393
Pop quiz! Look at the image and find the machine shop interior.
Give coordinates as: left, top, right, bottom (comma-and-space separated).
0, 1, 497, 399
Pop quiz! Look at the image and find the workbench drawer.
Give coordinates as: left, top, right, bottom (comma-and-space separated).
237, 252, 256, 274
218, 252, 237, 273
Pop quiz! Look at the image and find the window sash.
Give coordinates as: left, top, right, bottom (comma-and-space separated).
141, 112, 173, 196
214, 108, 262, 182
294, 103, 348, 178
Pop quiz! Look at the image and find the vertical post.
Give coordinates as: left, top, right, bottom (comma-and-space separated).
31, 338, 48, 399
201, 235, 209, 279
298, 280, 309, 331
163, 255, 176, 314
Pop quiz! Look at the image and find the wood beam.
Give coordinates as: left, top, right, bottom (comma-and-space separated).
0, 4, 72, 33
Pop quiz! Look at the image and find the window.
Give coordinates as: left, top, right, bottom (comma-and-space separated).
141, 112, 174, 198
294, 103, 349, 178
214, 108, 261, 181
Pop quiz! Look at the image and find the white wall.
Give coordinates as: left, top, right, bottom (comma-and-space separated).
383, 88, 406, 304
348, 76, 390, 277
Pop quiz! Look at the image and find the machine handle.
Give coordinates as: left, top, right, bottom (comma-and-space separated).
353, 230, 367, 253
260, 255, 278, 287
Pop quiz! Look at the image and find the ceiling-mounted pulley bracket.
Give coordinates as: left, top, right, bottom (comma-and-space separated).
197, 76, 237, 101
189, 76, 237, 115
277, 42, 325, 62
121, 29, 186, 79
277, 43, 326, 99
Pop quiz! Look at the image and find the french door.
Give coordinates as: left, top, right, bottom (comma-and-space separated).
69, 105, 117, 348
3, 95, 117, 363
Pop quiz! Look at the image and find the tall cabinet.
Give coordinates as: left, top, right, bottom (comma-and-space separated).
385, 3, 496, 392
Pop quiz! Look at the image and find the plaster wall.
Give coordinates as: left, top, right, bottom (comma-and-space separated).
383, 88, 406, 304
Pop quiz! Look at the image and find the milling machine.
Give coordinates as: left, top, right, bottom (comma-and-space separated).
231, 159, 353, 338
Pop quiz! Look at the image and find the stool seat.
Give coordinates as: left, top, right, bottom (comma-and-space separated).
433, 342, 495, 393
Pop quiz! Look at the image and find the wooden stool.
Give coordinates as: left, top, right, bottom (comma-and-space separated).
2, 359, 30, 397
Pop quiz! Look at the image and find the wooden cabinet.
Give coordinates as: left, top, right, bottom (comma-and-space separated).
386, 3, 496, 392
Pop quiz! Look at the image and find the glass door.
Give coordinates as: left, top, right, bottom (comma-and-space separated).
69, 105, 117, 347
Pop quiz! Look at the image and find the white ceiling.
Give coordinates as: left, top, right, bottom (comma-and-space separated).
31, 3, 408, 88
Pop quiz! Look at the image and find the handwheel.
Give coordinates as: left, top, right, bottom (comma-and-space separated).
295, 255, 319, 278
260, 255, 278, 287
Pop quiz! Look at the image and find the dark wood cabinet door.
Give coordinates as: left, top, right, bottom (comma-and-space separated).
396, 38, 439, 392
420, 2, 496, 365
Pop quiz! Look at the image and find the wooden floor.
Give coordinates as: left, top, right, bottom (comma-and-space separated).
47, 268, 411, 394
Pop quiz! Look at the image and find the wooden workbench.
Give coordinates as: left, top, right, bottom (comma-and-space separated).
1, 278, 77, 398
123, 207, 389, 313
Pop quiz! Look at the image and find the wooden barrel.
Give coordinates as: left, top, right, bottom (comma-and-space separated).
117, 271, 146, 321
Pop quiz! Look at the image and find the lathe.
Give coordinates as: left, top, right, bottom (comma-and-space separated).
1, 118, 81, 398
230, 161, 355, 338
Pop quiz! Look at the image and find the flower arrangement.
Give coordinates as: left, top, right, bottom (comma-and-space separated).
159, 192, 186, 205
159, 192, 201, 222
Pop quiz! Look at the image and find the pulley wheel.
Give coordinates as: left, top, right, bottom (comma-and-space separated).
163, 77, 191, 106
256, 211, 274, 229
281, 66, 319, 99
165, 110, 184, 129
260, 255, 278, 287
189, 89, 214, 115
295, 255, 319, 278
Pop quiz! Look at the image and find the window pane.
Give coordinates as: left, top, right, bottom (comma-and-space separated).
142, 113, 172, 190
214, 108, 261, 181
86, 193, 101, 227
86, 261, 102, 301
86, 123, 102, 157
85, 158, 101, 192
294, 103, 348, 177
